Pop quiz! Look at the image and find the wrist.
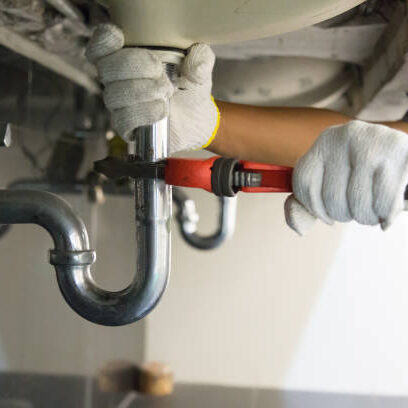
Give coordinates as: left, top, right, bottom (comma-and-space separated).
382, 121, 408, 135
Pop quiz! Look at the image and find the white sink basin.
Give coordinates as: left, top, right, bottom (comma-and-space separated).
100, 0, 365, 48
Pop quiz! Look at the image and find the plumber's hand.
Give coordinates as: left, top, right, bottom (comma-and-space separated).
86, 24, 220, 154
284, 120, 408, 235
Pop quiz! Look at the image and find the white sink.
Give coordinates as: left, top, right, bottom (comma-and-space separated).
99, 0, 365, 48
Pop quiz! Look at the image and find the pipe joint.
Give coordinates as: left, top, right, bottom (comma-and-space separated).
50, 250, 96, 266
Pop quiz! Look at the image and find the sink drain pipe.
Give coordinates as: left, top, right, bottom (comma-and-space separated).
0, 53, 180, 326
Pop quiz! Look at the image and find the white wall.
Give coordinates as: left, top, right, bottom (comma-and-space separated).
2, 131, 408, 396
145, 184, 408, 396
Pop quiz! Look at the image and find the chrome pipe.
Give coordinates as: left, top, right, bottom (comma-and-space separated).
0, 190, 91, 253
0, 190, 97, 316
0, 53, 179, 325
56, 119, 171, 326
0, 120, 171, 326
174, 192, 237, 250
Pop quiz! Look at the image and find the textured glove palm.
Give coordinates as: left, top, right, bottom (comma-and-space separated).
285, 120, 408, 235
86, 24, 220, 154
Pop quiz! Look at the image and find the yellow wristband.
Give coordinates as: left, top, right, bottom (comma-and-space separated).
199, 96, 221, 150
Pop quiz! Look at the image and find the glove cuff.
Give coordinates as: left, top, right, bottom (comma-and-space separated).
197, 97, 221, 150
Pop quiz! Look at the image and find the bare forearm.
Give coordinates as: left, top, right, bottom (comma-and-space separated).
209, 101, 408, 167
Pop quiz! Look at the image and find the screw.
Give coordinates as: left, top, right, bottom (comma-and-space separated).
0, 123, 11, 148
233, 171, 262, 188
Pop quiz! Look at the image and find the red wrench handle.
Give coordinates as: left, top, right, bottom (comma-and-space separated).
239, 161, 293, 193
165, 157, 293, 194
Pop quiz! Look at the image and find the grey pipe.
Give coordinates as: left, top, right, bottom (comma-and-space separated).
44, 0, 91, 37
45, 0, 84, 21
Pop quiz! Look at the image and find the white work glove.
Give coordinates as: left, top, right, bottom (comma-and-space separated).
285, 120, 408, 235
86, 24, 220, 154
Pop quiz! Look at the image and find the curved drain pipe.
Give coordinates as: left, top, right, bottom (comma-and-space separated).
173, 189, 237, 250
0, 54, 180, 325
0, 182, 169, 326
0, 118, 171, 326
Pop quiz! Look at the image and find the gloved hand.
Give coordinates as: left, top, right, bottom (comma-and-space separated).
86, 24, 220, 154
284, 120, 408, 235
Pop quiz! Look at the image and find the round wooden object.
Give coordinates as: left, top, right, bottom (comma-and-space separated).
138, 362, 174, 396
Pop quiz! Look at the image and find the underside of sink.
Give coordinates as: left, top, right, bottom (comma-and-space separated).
99, 0, 366, 48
